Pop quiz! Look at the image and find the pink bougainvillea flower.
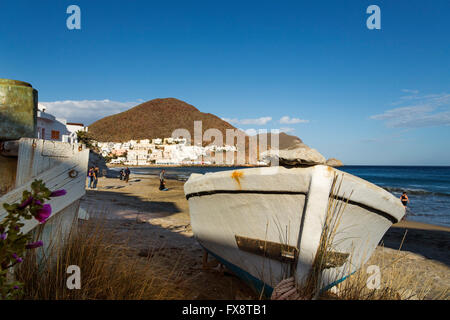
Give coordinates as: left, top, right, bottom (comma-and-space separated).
34, 204, 52, 223
25, 241, 44, 249
50, 189, 67, 197
18, 196, 33, 209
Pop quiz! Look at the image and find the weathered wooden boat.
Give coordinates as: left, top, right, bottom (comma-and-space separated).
0, 138, 89, 248
0, 79, 89, 253
184, 165, 405, 296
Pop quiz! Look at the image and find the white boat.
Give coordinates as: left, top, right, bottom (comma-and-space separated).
184, 165, 405, 296
0, 138, 89, 253
1, 79, 90, 254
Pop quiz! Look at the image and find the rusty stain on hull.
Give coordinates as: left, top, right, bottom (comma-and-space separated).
231, 170, 244, 189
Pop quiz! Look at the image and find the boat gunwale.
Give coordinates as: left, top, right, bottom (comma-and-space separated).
186, 189, 307, 199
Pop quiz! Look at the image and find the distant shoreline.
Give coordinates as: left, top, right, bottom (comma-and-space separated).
107, 163, 266, 168
107, 163, 450, 168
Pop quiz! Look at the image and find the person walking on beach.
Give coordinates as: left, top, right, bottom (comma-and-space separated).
400, 192, 409, 208
93, 166, 99, 189
119, 169, 124, 180
160, 169, 165, 184
124, 167, 131, 183
88, 166, 95, 189
400, 192, 410, 221
159, 169, 167, 191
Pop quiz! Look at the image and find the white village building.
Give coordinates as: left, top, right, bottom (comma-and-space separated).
36, 104, 88, 143
66, 122, 88, 140
37, 103, 88, 143
100, 136, 234, 166
125, 149, 151, 165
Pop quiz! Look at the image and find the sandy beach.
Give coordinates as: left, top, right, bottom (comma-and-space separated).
80, 174, 449, 299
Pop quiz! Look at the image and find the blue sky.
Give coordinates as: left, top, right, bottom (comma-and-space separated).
1, 0, 449, 165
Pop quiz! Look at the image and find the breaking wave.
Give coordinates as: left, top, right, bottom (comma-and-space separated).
383, 187, 450, 197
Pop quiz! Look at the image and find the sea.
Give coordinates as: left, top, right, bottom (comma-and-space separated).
111, 165, 450, 227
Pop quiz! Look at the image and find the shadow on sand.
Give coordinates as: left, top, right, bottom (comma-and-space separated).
381, 225, 450, 266
82, 189, 182, 220
78, 189, 259, 299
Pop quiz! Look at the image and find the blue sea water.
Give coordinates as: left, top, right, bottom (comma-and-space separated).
114, 165, 450, 227
339, 166, 450, 227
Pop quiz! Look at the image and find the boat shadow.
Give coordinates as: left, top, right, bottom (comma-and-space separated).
380, 225, 450, 267
81, 189, 182, 220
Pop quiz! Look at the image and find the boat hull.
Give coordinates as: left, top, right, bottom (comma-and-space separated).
184, 165, 405, 294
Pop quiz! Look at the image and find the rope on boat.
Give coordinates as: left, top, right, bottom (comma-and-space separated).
270, 277, 304, 300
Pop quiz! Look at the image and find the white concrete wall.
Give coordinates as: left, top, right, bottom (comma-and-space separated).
37, 111, 70, 142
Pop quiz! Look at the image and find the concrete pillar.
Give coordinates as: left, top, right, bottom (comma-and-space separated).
0, 79, 38, 196
0, 79, 37, 140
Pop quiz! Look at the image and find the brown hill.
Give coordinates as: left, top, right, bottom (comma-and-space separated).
87, 98, 309, 162
88, 98, 239, 143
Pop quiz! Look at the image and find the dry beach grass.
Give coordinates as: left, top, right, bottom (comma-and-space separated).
14, 175, 450, 300
16, 218, 188, 300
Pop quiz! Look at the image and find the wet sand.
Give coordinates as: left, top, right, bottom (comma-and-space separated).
80, 175, 449, 299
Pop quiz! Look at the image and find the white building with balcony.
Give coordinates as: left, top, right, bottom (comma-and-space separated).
126, 149, 150, 165
36, 104, 88, 143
